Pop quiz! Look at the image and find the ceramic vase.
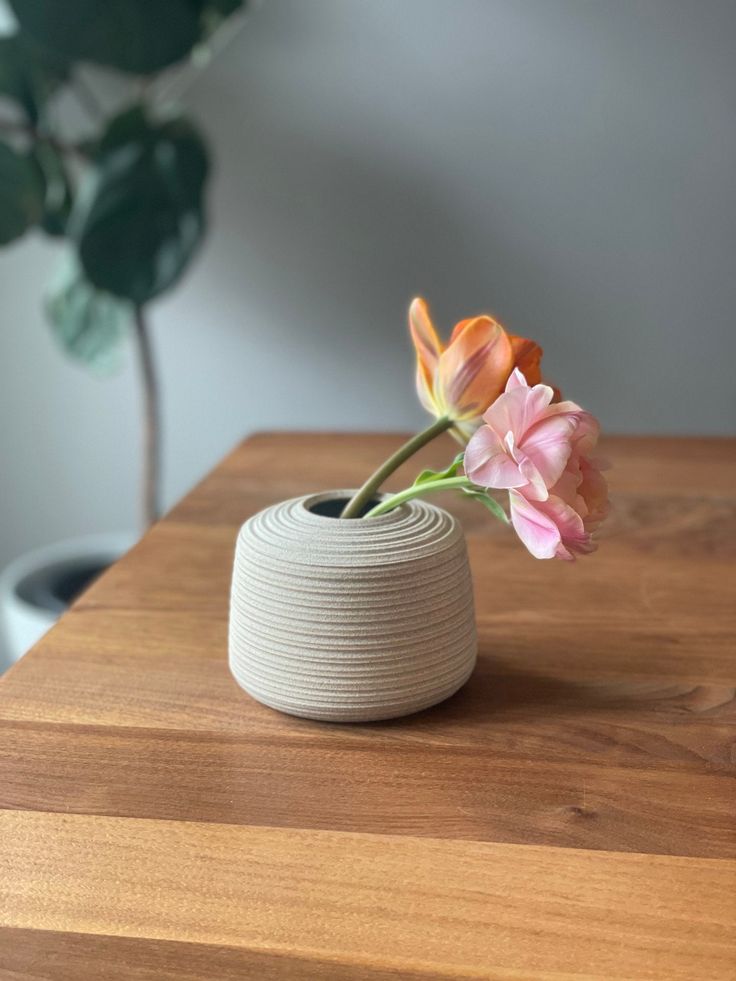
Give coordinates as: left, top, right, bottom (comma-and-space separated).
228, 490, 477, 722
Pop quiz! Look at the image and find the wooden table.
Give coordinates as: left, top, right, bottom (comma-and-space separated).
0, 434, 734, 980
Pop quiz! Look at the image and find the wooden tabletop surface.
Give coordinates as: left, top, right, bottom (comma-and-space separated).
0, 433, 734, 980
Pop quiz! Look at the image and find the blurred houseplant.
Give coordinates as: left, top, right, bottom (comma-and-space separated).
0, 0, 246, 664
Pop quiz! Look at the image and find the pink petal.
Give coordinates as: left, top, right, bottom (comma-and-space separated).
519, 414, 577, 490
465, 426, 527, 488
510, 490, 597, 560
504, 367, 529, 391
464, 424, 504, 470
474, 453, 529, 489
549, 466, 583, 507
482, 383, 555, 444
514, 448, 550, 501
571, 411, 600, 455
509, 490, 561, 559
539, 495, 596, 557
578, 456, 610, 530
544, 398, 584, 418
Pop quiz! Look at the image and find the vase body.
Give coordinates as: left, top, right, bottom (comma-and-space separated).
228, 491, 477, 722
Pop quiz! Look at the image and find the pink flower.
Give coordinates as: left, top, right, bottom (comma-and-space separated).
465, 369, 591, 501
465, 369, 609, 560
508, 488, 597, 561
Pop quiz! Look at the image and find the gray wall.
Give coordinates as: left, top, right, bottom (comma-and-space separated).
2, 0, 735, 576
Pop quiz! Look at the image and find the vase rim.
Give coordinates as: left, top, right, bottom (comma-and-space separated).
299, 489, 410, 524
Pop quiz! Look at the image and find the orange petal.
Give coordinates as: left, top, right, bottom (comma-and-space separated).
449, 317, 475, 343
408, 297, 444, 415
438, 316, 514, 420
509, 334, 543, 386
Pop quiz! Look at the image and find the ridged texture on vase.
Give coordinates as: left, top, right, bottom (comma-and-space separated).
228, 491, 477, 722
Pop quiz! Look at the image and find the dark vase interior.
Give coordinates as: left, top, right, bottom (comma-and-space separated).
308, 497, 381, 519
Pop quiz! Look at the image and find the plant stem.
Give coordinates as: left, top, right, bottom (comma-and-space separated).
151, 9, 248, 107
133, 307, 161, 529
363, 476, 474, 518
340, 415, 454, 518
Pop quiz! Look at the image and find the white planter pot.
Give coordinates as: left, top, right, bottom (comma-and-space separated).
229, 491, 477, 723
0, 532, 134, 671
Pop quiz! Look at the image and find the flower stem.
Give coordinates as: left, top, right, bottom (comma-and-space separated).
363, 476, 474, 518
340, 415, 453, 518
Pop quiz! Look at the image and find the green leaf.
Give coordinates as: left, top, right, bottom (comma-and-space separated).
45, 252, 133, 374
9, 0, 204, 74
0, 140, 45, 244
33, 143, 73, 237
0, 33, 69, 124
462, 488, 510, 524
413, 453, 466, 487
95, 104, 150, 156
71, 105, 209, 304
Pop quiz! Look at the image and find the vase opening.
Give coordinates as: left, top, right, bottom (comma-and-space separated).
307, 495, 381, 519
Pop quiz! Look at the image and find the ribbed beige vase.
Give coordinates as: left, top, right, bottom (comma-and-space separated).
228, 490, 477, 723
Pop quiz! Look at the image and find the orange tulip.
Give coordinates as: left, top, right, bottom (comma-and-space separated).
508, 334, 543, 386
409, 297, 545, 441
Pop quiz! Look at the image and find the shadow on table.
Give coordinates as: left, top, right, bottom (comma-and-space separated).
369, 657, 701, 729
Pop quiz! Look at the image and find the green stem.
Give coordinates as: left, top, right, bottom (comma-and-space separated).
340, 415, 453, 518
364, 476, 474, 518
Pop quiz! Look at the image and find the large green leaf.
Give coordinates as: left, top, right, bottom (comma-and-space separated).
8, 0, 205, 74
46, 253, 133, 374
71, 105, 209, 304
0, 33, 68, 124
0, 140, 45, 244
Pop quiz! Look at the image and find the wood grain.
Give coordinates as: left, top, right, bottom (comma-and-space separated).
0, 719, 734, 857
0, 929, 450, 981
1, 810, 735, 981
0, 433, 735, 979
